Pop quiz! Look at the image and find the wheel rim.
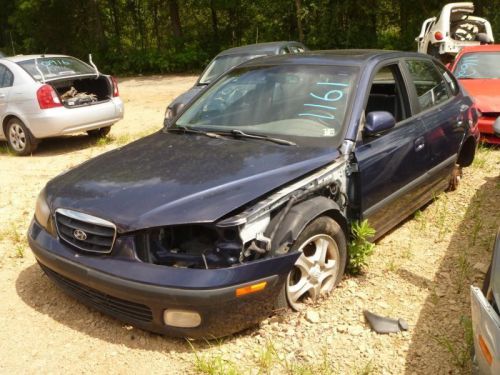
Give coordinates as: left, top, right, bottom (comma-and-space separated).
286, 234, 340, 309
8, 123, 27, 152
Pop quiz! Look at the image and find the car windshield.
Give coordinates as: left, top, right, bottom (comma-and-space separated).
454, 52, 500, 79
198, 54, 266, 85
17, 57, 95, 81
177, 64, 358, 144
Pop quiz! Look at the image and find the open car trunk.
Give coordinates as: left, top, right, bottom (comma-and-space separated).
50, 76, 112, 108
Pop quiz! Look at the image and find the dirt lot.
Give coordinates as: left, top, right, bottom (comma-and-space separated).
0, 76, 498, 375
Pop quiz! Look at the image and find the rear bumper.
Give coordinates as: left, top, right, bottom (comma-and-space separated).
28, 220, 298, 338
27, 98, 124, 139
478, 116, 500, 145
470, 286, 500, 374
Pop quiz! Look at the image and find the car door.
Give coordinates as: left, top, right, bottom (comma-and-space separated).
403, 58, 464, 190
0, 64, 13, 122
354, 61, 432, 237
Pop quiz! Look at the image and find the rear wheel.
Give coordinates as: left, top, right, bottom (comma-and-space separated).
276, 216, 347, 311
6, 118, 37, 156
87, 126, 111, 138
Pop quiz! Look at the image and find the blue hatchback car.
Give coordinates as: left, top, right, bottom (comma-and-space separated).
29, 50, 478, 338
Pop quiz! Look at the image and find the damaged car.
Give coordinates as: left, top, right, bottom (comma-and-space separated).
29, 50, 478, 338
471, 230, 500, 374
0, 54, 123, 155
416, 2, 494, 61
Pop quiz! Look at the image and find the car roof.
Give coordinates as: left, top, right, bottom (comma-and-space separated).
458, 44, 500, 53
1, 54, 71, 63
239, 49, 429, 67
217, 41, 305, 57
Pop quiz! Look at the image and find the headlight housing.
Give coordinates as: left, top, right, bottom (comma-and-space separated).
35, 188, 55, 235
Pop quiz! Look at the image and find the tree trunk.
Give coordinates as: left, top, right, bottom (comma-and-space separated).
210, 0, 219, 42
294, 0, 305, 43
168, 0, 183, 38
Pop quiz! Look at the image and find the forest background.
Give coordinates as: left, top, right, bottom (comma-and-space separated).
1, 0, 499, 74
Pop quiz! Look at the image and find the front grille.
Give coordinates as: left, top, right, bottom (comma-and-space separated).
55, 208, 116, 253
40, 263, 153, 323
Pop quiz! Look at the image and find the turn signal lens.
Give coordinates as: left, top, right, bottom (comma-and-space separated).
163, 309, 201, 328
479, 335, 493, 366
236, 281, 267, 297
434, 31, 444, 41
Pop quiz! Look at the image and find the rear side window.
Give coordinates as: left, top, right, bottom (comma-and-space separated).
0, 64, 13, 87
405, 59, 451, 112
436, 64, 459, 95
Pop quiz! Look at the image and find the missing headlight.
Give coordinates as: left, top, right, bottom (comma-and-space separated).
142, 225, 242, 269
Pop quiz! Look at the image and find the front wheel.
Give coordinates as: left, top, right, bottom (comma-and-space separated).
6, 118, 37, 156
276, 216, 347, 311
87, 126, 111, 138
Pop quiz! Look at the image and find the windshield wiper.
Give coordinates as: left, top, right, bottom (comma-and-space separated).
229, 129, 296, 146
165, 125, 226, 140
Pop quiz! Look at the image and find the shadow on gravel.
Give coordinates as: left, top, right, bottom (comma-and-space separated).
403, 175, 499, 374
15, 264, 191, 353
0, 135, 103, 157
33, 135, 104, 156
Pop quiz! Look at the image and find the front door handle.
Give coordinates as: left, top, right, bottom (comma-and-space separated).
414, 137, 425, 152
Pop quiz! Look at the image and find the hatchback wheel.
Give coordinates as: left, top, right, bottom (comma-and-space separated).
276, 216, 347, 311
6, 118, 37, 156
87, 126, 111, 138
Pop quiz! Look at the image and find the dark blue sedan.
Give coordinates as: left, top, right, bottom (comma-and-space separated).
29, 50, 479, 338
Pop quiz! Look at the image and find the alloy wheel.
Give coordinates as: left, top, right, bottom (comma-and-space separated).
286, 234, 340, 310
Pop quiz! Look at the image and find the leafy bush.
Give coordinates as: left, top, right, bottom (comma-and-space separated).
347, 220, 376, 275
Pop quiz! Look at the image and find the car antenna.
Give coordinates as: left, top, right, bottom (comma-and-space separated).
34, 57, 46, 84
88, 53, 100, 79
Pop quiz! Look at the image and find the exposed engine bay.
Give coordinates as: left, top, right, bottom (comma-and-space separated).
133, 156, 350, 270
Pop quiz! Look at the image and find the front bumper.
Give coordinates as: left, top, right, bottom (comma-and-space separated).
478, 116, 500, 145
28, 220, 299, 338
470, 286, 500, 374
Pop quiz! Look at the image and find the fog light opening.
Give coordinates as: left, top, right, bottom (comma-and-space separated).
163, 309, 201, 328
236, 281, 267, 297
479, 334, 493, 366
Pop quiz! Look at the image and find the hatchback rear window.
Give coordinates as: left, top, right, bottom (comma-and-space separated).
17, 57, 95, 81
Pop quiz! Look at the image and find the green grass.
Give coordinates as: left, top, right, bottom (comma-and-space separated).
0, 143, 13, 155
432, 316, 474, 370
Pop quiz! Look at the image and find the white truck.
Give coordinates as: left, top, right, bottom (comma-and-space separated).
416, 2, 494, 60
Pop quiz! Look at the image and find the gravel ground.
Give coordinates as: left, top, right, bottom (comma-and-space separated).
0, 75, 498, 375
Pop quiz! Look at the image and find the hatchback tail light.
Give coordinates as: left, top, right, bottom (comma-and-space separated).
110, 76, 119, 97
434, 31, 444, 41
37, 84, 62, 109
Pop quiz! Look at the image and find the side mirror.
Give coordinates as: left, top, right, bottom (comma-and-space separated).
365, 111, 396, 135
494, 117, 500, 137
476, 33, 493, 44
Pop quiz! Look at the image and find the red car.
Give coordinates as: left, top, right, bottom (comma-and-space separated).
450, 45, 500, 144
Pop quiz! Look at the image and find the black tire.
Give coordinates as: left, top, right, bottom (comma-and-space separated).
87, 126, 111, 138
482, 265, 491, 296
5, 118, 37, 156
275, 216, 347, 311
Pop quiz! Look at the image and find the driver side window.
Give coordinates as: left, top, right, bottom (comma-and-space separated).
365, 64, 409, 124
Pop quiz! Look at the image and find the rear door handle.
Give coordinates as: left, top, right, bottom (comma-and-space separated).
414, 137, 425, 152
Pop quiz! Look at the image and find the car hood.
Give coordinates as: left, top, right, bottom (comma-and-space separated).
169, 85, 205, 108
459, 79, 500, 113
46, 132, 339, 233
